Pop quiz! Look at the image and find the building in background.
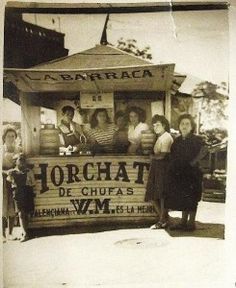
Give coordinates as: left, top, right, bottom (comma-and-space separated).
4, 11, 68, 68
3, 10, 69, 105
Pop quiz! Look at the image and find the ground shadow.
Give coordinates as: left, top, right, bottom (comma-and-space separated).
27, 218, 224, 240
166, 217, 224, 239
28, 221, 154, 239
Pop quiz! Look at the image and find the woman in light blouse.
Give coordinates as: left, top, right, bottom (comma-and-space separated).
88, 108, 117, 153
145, 115, 173, 229
127, 106, 149, 154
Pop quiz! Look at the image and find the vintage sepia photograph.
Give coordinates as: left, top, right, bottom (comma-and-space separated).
1, 1, 233, 287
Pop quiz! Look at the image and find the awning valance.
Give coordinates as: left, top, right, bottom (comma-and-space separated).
4, 64, 176, 93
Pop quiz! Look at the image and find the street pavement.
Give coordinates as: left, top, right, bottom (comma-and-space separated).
2, 201, 230, 288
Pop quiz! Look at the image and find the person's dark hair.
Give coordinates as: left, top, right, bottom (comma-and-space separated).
13, 153, 26, 162
178, 114, 196, 133
114, 110, 127, 124
127, 106, 146, 123
90, 108, 111, 128
152, 114, 170, 133
61, 106, 75, 115
2, 126, 17, 143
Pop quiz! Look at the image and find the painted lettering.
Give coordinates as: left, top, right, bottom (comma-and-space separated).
60, 74, 74, 81
94, 198, 111, 214
96, 162, 112, 181
34, 163, 49, 194
104, 72, 118, 79
133, 161, 150, 184
83, 163, 94, 180
51, 165, 64, 187
25, 73, 41, 81
81, 187, 88, 196
143, 69, 153, 78
89, 73, 103, 81
75, 74, 87, 81
121, 71, 131, 79
44, 74, 57, 81
34, 161, 150, 194
132, 70, 141, 78
66, 164, 80, 184
114, 162, 130, 182
70, 199, 93, 214
59, 187, 72, 197
127, 187, 134, 195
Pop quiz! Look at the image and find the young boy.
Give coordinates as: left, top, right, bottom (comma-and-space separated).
58, 105, 85, 147
7, 154, 35, 242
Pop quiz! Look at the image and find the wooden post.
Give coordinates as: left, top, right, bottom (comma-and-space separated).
165, 90, 171, 123
20, 92, 40, 155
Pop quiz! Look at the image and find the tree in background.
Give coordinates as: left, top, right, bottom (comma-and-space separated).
192, 81, 228, 144
116, 38, 152, 60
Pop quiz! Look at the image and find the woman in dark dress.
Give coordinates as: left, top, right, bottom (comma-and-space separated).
7, 154, 35, 242
165, 114, 207, 231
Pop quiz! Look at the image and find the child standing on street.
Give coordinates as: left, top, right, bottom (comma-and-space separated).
7, 154, 35, 242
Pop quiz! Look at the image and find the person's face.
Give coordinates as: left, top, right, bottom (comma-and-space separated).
179, 118, 192, 137
16, 158, 26, 170
62, 110, 74, 123
4, 131, 16, 145
116, 116, 126, 129
129, 111, 139, 126
153, 121, 165, 135
97, 111, 108, 125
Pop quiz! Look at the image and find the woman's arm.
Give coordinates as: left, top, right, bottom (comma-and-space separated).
190, 144, 208, 167
152, 152, 169, 160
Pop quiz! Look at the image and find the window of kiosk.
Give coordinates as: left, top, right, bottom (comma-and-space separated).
38, 91, 165, 156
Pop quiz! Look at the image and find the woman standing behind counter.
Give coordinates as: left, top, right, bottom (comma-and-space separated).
127, 106, 149, 154
88, 108, 117, 153
58, 105, 85, 147
166, 114, 207, 231
113, 111, 129, 153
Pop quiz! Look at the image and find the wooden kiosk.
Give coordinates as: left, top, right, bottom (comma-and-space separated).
4, 44, 185, 228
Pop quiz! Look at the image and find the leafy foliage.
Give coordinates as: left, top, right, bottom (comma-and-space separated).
116, 38, 152, 60
192, 81, 228, 131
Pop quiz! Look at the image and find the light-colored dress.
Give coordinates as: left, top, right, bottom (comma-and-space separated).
2, 144, 21, 217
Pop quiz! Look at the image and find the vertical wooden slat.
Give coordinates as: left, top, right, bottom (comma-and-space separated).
165, 90, 171, 123
20, 92, 40, 155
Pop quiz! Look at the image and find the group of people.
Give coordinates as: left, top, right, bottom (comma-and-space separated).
2, 108, 206, 243
2, 126, 35, 242
145, 114, 207, 231
58, 105, 149, 154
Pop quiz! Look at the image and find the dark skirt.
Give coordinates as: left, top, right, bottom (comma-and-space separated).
165, 164, 203, 211
2, 174, 15, 218
145, 158, 169, 202
13, 185, 35, 213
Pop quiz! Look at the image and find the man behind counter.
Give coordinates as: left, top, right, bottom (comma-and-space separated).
58, 105, 85, 147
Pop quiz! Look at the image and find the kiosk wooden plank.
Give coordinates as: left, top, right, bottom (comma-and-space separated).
28, 156, 156, 228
